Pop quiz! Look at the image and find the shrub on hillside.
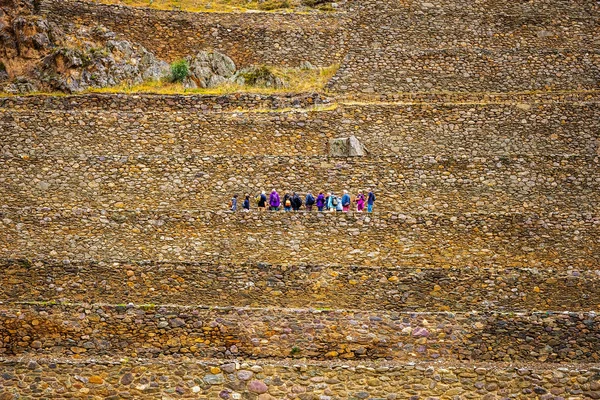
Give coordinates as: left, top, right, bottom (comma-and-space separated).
170, 59, 189, 82
302, 0, 333, 6
258, 0, 290, 10
241, 65, 274, 86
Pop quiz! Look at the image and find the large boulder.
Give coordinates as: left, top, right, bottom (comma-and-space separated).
329, 135, 368, 157
185, 50, 236, 89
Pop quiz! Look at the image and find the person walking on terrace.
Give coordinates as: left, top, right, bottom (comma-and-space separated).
230, 194, 238, 212
356, 191, 366, 212
341, 190, 351, 212
257, 191, 267, 211
305, 191, 315, 212
327, 192, 338, 212
292, 192, 303, 211
283, 193, 292, 212
367, 189, 376, 213
243, 194, 250, 211
315, 192, 325, 212
269, 189, 280, 211
327, 192, 342, 212
336, 194, 343, 212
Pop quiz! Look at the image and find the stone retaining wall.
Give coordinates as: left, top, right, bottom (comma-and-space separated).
350, 0, 599, 19
2, 155, 598, 213
2, 357, 599, 399
40, 0, 349, 66
1, 91, 594, 110
0, 92, 330, 112
1, 209, 598, 268
1, 260, 598, 312
353, 14, 599, 50
1, 304, 599, 362
327, 0, 600, 94
328, 48, 600, 94
3, 101, 599, 158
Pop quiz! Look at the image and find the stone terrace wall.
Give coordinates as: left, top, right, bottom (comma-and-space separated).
3, 100, 599, 158
2, 260, 598, 312
329, 48, 600, 94
2, 358, 599, 399
2, 155, 598, 214
1, 210, 598, 268
0, 92, 330, 112
1, 304, 599, 362
40, 0, 349, 66
328, 0, 600, 94
348, 0, 599, 50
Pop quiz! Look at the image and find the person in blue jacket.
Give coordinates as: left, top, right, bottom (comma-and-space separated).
305, 192, 316, 212
341, 190, 351, 212
367, 189, 376, 213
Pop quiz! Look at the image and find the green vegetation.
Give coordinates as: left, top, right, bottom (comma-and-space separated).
301, 0, 334, 10
170, 59, 189, 82
240, 65, 276, 86
257, 0, 290, 11
290, 346, 301, 355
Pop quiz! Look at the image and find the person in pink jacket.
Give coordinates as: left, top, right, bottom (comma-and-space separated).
356, 191, 366, 212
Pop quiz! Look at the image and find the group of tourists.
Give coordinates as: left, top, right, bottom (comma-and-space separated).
230, 189, 376, 213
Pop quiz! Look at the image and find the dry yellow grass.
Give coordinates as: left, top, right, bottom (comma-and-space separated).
86, 64, 339, 95
95, 0, 330, 13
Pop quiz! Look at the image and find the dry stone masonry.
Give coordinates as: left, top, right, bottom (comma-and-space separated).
2, 260, 599, 312
1, 0, 599, 398
327, 0, 600, 94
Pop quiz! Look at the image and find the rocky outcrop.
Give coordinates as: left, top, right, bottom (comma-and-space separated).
0, 0, 169, 93
0, 0, 61, 86
35, 25, 169, 93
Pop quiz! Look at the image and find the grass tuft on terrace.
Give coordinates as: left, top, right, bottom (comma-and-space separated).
95, 0, 336, 13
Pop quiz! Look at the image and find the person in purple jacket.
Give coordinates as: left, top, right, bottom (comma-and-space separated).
315, 191, 326, 212
269, 189, 281, 211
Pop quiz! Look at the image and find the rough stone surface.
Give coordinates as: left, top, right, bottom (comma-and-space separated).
326, 0, 600, 94
2, 260, 598, 312
0, 358, 599, 399
1, 209, 598, 268
1, 94, 596, 159
1, 303, 599, 362
0, 0, 598, 397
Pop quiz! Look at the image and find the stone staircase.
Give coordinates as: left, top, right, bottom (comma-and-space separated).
1, 0, 599, 399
